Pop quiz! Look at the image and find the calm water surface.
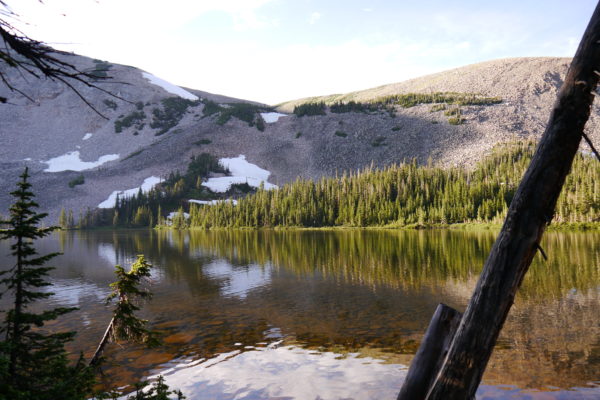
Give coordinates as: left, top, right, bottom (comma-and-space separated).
2, 229, 599, 399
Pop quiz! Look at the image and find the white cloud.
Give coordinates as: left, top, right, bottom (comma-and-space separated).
308, 11, 322, 25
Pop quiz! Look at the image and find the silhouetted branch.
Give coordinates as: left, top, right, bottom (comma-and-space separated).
0, 2, 131, 118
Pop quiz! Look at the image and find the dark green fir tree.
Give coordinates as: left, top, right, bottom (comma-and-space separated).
0, 168, 94, 400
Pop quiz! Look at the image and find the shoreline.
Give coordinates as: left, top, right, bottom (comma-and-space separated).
149, 221, 600, 232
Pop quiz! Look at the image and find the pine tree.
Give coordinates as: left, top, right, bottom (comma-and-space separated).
0, 168, 94, 399
90, 255, 160, 366
58, 207, 67, 229
67, 210, 75, 229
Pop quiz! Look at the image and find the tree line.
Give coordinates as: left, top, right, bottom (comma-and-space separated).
185, 141, 598, 228
75, 141, 598, 229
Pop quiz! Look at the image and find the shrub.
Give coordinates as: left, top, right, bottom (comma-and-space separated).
215, 103, 265, 126
151, 97, 198, 135
444, 107, 461, 117
391, 125, 401, 131
229, 182, 254, 194
445, 107, 464, 125
334, 130, 348, 137
68, 175, 85, 188
201, 100, 222, 117
201, 100, 269, 130
194, 138, 212, 146
371, 136, 387, 147
330, 101, 378, 114
293, 102, 326, 117
103, 99, 118, 110
374, 92, 502, 108
89, 60, 112, 79
295, 132, 302, 138
122, 149, 144, 161
448, 116, 464, 125
430, 104, 447, 112
115, 111, 146, 133
255, 115, 265, 132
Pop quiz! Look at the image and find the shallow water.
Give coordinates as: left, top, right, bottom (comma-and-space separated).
1, 229, 598, 399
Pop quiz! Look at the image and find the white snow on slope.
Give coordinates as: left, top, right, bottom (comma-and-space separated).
189, 199, 238, 206
202, 155, 278, 193
167, 211, 190, 220
82, 133, 93, 140
98, 176, 161, 208
142, 72, 199, 101
260, 112, 287, 123
43, 151, 119, 172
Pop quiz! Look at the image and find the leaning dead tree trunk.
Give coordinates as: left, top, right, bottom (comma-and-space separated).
396, 304, 461, 399
89, 317, 114, 366
398, 3, 600, 399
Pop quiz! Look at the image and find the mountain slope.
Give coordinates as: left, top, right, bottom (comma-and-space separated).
0, 55, 597, 223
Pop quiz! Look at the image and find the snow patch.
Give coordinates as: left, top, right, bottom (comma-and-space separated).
260, 112, 287, 123
98, 176, 161, 208
202, 155, 278, 193
23, 158, 32, 161
82, 133, 93, 140
167, 211, 190, 220
142, 72, 199, 101
202, 176, 277, 193
43, 151, 119, 172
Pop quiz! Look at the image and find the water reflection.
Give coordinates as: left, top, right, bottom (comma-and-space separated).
153, 344, 407, 400
1, 229, 598, 399
203, 260, 273, 299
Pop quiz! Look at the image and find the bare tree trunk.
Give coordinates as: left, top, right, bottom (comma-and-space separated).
423, 3, 600, 398
89, 317, 114, 366
9, 236, 23, 379
396, 3, 600, 399
396, 304, 461, 400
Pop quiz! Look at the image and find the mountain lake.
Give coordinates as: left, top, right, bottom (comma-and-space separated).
1, 229, 598, 399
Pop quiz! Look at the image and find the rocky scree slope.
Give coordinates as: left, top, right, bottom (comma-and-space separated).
0, 55, 597, 223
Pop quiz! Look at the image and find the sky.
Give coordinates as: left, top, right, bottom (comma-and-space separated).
5, 0, 599, 104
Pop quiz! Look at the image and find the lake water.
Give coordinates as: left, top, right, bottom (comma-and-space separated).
1, 229, 599, 399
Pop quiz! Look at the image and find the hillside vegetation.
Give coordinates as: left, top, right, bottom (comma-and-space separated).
185, 141, 598, 228
76, 141, 599, 229
3, 55, 600, 225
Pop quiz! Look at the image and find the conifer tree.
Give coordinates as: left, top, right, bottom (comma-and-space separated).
58, 207, 67, 229
0, 168, 94, 399
67, 210, 75, 229
90, 255, 160, 366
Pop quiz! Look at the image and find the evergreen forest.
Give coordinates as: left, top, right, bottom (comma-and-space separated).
76, 141, 599, 229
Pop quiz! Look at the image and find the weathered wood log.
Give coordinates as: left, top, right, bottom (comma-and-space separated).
422, 3, 600, 399
397, 304, 461, 400
89, 316, 114, 366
